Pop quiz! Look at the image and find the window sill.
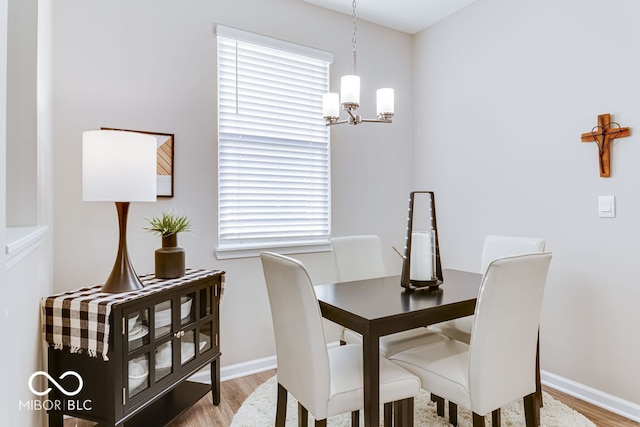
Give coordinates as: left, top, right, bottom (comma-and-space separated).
215, 242, 331, 260
5, 225, 48, 270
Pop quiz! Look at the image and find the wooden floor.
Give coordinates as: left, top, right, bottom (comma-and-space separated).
65, 368, 639, 426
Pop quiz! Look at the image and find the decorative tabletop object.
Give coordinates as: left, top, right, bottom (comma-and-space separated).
144, 210, 191, 279
401, 191, 443, 290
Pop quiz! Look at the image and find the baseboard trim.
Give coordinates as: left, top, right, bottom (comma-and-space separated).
189, 354, 277, 384
190, 343, 341, 384
191, 354, 640, 424
541, 370, 640, 423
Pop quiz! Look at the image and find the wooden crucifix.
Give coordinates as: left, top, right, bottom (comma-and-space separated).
581, 113, 630, 177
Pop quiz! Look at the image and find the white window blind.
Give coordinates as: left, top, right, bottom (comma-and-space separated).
216, 26, 333, 257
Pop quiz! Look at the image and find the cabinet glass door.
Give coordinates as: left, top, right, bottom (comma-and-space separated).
199, 286, 212, 318
153, 298, 175, 379
154, 340, 173, 381
199, 321, 214, 354
181, 330, 197, 365
154, 299, 173, 338
180, 292, 196, 326
127, 308, 149, 352
128, 353, 150, 397
127, 307, 151, 398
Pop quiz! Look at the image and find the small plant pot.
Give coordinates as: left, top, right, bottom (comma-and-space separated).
155, 234, 185, 279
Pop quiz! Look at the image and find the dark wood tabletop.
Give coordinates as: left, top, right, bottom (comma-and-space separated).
315, 269, 483, 427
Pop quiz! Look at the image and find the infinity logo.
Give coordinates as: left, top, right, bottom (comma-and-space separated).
28, 371, 83, 397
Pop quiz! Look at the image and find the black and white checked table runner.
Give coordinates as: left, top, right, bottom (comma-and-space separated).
41, 269, 222, 361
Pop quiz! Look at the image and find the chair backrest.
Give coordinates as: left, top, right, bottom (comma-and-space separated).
468, 252, 552, 415
480, 235, 546, 273
260, 252, 330, 415
331, 235, 387, 282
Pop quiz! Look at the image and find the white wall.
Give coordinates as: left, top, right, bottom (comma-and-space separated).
5, 0, 37, 226
1, 0, 55, 425
415, 0, 640, 409
52, 0, 413, 368
0, 1, 7, 258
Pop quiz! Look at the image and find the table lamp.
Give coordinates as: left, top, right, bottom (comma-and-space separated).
82, 130, 157, 293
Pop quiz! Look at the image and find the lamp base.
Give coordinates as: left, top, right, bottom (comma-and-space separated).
100, 202, 144, 293
101, 258, 144, 293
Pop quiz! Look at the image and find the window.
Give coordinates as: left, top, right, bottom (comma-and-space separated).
216, 26, 333, 258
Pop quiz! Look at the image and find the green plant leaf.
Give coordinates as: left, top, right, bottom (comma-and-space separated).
143, 211, 192, 237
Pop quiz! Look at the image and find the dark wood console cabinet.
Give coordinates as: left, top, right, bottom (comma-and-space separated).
44, 270, 224, 427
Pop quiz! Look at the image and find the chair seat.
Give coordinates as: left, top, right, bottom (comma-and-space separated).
390, 338, 472, 410
429, 317, 473, 344
343, 327, 450, 357
327, 343, 422, 417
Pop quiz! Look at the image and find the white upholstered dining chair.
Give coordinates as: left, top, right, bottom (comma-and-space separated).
331, 235, 387, 282
260, 252, 421, 427
389, 252, 553, 427
332, 235, 448, 357
428, 235, 547, 416
431, 235, 546, 343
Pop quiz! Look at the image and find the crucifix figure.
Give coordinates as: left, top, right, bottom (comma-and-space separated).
581, 113, 630, 177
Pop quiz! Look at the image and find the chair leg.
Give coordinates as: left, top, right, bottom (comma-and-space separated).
384, 402, 392, 427
315, 419, 327, 427
523, 394, 541, 426
298, 403, 308, 427
276, 383, 287, 427
351, 410, 360, 427
392, 398, 414, 427
524, 392, 538, 427
492, 409, 501, 427
433, 395, 445, 417
536, 333, 543, 408
449, 401, 457, 426
472, 412, 485, 427
405, 398, 414, 427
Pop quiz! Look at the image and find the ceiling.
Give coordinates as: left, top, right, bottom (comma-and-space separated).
302, 0, 477, 34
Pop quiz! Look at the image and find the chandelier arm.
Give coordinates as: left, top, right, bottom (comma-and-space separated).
325, 119, 349, 126
361, 118, 393, 124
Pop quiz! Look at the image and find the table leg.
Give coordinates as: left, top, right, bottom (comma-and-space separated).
48, 413, 63, 427
210, 358, 220, 405
362, 331, 380, 427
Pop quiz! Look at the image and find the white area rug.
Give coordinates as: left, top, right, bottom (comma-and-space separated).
231, 375, 596, 426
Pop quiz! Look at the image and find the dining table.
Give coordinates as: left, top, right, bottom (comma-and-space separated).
314, 268, 483, 427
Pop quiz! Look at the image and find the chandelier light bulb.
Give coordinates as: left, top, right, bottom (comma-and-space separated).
376, 88, 394, 118
322, 93, 340, 118
340, 75, 360, 107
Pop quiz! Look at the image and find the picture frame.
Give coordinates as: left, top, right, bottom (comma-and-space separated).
101, 127, 174, 197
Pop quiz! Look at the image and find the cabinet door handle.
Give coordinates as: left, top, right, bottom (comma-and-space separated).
174, 330, 185, 339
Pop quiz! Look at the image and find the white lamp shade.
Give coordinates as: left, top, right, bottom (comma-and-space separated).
322, 93, 340, 118
340, 75, 360, 105
82, 130, 157, 202
376, 88, 394, 115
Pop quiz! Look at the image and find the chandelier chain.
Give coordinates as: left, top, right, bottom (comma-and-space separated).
351, 0, 357, 74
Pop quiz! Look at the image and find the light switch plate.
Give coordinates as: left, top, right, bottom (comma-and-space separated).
598, 195, 615, 218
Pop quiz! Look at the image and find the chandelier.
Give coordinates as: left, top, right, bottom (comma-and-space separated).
322, 0, 394, 126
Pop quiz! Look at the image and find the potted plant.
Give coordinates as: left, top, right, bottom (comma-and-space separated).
144, 211, 192, 279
